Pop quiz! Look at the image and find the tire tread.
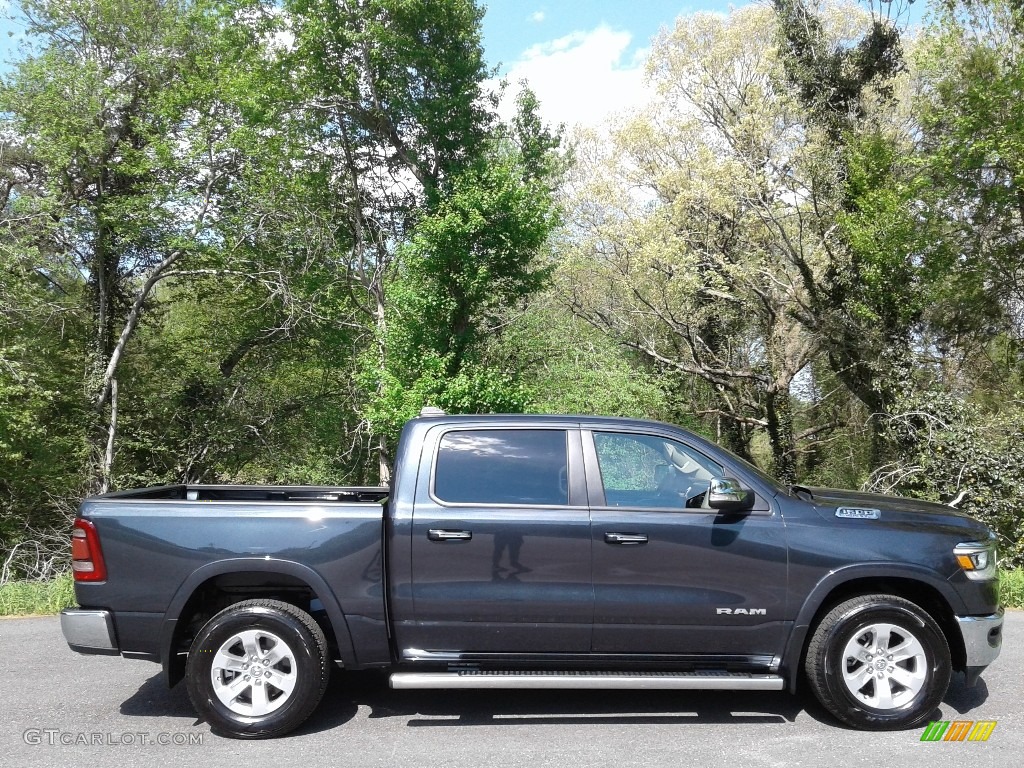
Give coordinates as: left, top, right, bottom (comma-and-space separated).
185, 598, 330, 739
804, 593, 950, 730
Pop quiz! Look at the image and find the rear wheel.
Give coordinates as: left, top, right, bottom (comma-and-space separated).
185, 599, 330, 739
805, 594, 950, 730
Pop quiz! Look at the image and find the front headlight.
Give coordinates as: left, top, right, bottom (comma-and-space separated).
954, 539, 998, 581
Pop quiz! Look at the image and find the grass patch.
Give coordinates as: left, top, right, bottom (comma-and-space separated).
1001, 568, 1024, 609
0, 572, 76, 616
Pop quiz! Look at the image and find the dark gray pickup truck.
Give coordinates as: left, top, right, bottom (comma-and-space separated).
62, 412, 1003, 738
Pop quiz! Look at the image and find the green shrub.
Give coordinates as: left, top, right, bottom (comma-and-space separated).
879, 392, 1024, 567
1001, 569, 1024, 609
0, 572, 76, 616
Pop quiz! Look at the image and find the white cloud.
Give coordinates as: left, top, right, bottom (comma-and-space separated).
494, 25, 651, 131
528, 10, 545, 23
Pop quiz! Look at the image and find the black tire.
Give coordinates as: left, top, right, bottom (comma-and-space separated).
804, 594, 950, 730
185, 599, 330, 739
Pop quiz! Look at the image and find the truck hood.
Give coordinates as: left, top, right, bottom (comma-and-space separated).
805, 486, 988, 535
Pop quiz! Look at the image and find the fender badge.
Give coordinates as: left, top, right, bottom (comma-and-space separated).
836, 507, 880, 520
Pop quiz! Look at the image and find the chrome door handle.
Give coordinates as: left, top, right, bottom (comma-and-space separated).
604, 532, 648, 545
428, 529, 473, 541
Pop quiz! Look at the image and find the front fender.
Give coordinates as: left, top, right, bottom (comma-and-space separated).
780, 563, 966, 692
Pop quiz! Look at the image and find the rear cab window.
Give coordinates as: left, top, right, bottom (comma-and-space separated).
433, 429, 569, 506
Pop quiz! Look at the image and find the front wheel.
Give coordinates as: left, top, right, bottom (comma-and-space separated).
805, 594, 951, 730
185, 599, 330, 739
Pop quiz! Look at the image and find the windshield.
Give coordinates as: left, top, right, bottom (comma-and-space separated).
744, 455, 788, 490
708, 440, 791, 495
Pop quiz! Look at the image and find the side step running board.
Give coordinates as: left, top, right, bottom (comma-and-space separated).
390, 670, 784, 691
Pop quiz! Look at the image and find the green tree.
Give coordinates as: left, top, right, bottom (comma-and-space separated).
771, 0, 924, 441
916, 0, 1024, 347
365, 90, 565, 445
564, 6, 841, 482
496, 286, 672, 421
0, 246, 89, 561
0, 0, 262, 491
280, 0, 541, 479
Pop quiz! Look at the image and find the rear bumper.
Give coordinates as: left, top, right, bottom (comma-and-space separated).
955, 608, 1003, 668
61, 609, 119, 655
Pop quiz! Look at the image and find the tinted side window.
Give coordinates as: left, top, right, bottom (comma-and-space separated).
434, 430, 568, 506
593, 432, 722, 509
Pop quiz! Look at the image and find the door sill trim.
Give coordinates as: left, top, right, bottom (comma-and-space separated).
390, 670, 784, 690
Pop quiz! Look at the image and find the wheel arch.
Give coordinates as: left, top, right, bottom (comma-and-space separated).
782, 565, 966, 693
160, 558, 357, 688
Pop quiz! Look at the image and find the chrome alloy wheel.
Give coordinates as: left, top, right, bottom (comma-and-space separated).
841, 622, 927, 710
210, 629, 298, 717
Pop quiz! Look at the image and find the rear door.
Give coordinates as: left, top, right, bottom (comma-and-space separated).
402, 424, 593, 655
586, 428, 789, 662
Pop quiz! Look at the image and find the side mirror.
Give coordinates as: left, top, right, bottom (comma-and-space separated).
708, 476, 755, 513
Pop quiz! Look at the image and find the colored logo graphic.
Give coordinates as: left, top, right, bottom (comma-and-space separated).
920, 721, 997, 742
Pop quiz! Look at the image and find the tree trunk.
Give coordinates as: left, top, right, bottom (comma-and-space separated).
374, 292, 392, 485
100, 378, 118, 494
720, 414, 754, 463
765, 383, 797, 484
89, 171, 119, 493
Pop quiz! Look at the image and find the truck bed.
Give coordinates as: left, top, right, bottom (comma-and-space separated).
97, 484, 390, 504
73, 482, 393, 671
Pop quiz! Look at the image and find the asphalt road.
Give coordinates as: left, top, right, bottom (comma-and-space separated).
1, 612, 1020, 768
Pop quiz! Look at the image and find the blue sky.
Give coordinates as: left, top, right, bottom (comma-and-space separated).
0, 0, 21, 69
478, 1, 743, 126
479, 1, 735, 75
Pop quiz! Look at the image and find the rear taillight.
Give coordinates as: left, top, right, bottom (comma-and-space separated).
71, 519, 107, 582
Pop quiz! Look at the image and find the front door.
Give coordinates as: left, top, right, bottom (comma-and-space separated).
404, 425, 593, 655
586, 429, 789, 662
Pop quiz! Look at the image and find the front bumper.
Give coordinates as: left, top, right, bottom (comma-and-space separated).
955, 608, 1003, 668
61, 609, 119, 656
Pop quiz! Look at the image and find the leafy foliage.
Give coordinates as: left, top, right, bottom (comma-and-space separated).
773, 0, 906, 142
0, 229, 90, 549
1, 0, 565, 574
364, 89, 564, 445
916, 0, 1024, 342
876, 392, 1024, 566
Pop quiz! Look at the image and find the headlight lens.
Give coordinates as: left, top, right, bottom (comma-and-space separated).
954, 540, 998, 581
